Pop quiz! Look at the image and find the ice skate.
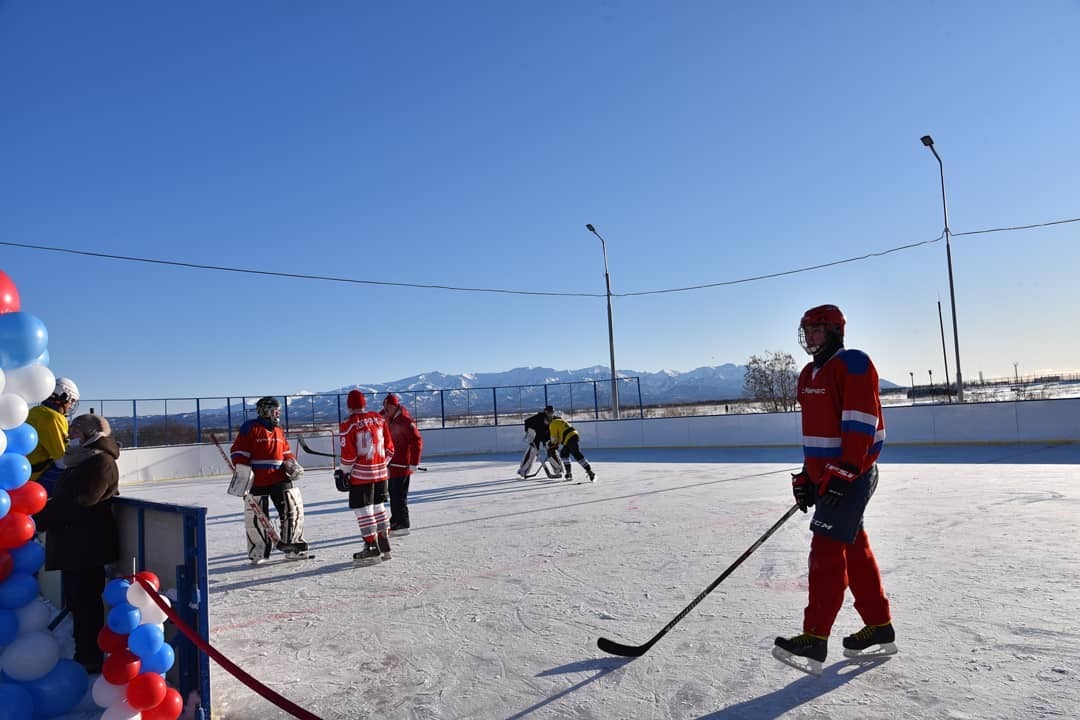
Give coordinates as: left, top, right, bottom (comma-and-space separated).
389, 525, 411, 537
842, 623, 897, 658
353, 543, 383, 567
284, 550, 315, 561
772, 633, 827, 675
377, 533, 392, 560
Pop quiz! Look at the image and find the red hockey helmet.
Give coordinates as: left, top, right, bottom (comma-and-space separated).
799, 304, 845, 354
347, 390, 367, 411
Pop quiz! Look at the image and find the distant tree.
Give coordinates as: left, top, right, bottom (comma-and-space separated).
743, 351, 799, 412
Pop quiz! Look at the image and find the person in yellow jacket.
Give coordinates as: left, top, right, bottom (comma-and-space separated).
26, 377, 80, 496
547, 415, 596, 482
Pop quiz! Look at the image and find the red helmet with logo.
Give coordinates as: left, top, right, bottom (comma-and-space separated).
799, 304, 845, 354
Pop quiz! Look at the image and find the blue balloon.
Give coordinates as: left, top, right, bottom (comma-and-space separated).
0, 607, 18, 646
141, 641, 175, 674
0, 573, 38, 610
0, 313, 48, 370
106, 602, 141, 634
9, 541, 45, 575
102, 578, 131, 607
0, 489, 8, 520
128, 622, 165, 659
3, 424, 38, 457
0, 455, 30, 492
0, 682, 34, 720
25, 658, 88, 719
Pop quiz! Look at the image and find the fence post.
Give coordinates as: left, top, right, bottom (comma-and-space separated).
440, 390, 446, 429
492, 387, 498, 426
132, 399, 139, 448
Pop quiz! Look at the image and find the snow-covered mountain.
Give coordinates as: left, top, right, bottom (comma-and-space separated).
324, 364, 752, 405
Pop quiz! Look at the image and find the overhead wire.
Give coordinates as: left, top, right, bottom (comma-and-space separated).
1, 213, 1076, 299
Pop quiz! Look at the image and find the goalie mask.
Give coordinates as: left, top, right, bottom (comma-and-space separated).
256, 396, 282, 427
798, 304, 845, 355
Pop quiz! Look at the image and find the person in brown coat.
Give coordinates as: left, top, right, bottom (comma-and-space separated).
34, 413, 120, 673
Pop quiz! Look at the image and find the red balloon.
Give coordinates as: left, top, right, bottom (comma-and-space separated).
126, 672, 167, 710
0, 549, 12, 582
102, 649, 141, 685
141, 687, 183, 720
97, 625, 129, 654
0, 270, 19, 314
0, 512, 35, 549
135, 570, 161, 591
8, 481, 46, 515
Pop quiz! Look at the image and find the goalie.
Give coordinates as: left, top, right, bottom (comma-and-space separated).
230, 397, 309, 563
517, 406, 558, 478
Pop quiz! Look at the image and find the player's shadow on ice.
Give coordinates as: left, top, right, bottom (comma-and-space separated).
503, 657, 632, 720
694, 656, 893, 720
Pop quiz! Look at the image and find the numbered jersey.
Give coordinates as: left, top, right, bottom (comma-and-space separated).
339, 411, 395, 485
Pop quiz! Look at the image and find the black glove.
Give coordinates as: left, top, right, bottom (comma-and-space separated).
819, 463, 859, 507
791, 470, 814, 512
333, 469, 350, 493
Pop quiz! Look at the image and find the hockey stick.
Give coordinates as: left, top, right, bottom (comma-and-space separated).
597, 504, 802, 657
210, 433, 299, 552
298, 436, 427, 470
296, 435, 336, 460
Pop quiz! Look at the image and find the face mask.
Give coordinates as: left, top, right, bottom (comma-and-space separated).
68, 437, 82, 448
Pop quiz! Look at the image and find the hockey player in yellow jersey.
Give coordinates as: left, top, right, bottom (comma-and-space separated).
547, 415, 596, 482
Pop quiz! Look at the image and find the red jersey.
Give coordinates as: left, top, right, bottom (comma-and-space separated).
230, 419, 295, 489
797, 348, 885, 482
386, 407, 423, 473
339, 411, 395, 485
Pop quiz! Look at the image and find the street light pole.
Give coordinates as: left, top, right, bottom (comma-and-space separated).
937, 300, 952, 403
920, 135, 965, 402
585, 223, 620, 419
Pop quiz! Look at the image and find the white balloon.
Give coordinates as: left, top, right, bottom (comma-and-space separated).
140, 594, 170, 625
0, 393, 29, 430
0, 367, 5, 394
92, 674, 127, 709
101, 697, 141, 720
126, 582, 152, 611
15, 598, 51, 633
0, 630, 60, 682
0, 426, 6, 455
3, 363, 54, 404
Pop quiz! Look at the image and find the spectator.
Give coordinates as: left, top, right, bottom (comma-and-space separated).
33, 412, 119, 674
26, 376, 79, 496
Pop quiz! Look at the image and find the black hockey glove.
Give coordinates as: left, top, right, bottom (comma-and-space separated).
333, 469, 350, 493
819, 463, 859, 507
791, 470, 814, 512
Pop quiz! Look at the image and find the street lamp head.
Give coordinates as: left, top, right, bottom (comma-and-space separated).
585, 223, 596, 233
920, 135, 934, 147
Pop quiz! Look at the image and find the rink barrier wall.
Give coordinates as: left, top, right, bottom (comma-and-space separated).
115, 397, 1080, 484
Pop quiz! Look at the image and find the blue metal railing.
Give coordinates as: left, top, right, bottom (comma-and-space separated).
79, 377, 644, 448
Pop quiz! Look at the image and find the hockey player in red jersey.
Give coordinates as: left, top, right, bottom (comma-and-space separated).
381, 393, 423, 535
773, 305, 896, 674
230, 396, 308, 563
336, 390, 395, 565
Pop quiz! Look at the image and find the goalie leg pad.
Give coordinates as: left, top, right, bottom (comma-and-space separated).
244, 494, 271, 561
275, 486, 306, 546
228, 464, 254, 497
518, 444, 538, 476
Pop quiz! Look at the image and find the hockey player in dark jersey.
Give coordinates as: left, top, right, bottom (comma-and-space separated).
773, 305, 895, 674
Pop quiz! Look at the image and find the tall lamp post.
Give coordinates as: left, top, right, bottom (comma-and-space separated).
920, 135, 965, 402
585, 223, 620, 419
937, 300, 952, 403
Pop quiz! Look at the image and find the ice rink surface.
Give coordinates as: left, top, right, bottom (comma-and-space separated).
118, 444, 1079, 719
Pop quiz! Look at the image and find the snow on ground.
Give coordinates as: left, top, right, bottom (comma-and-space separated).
114, 444, 1080, 719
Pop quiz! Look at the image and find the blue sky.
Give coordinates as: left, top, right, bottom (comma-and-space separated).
2, 1, 1078, 400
